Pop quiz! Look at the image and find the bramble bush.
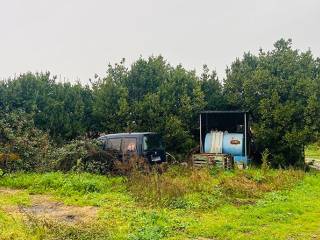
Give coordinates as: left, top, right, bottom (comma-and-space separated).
0, 110, 51, 172
51, 139, 118, 174
0, 110, 118, 174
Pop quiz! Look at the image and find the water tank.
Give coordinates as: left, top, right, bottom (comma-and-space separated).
204, 131, 244, 156
222, 133, 244, 156
204, 131, 223, 153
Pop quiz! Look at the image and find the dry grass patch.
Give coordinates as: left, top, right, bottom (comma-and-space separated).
219, 169, 304, 203
127, 166, 305, 209
128, 166, 218, 208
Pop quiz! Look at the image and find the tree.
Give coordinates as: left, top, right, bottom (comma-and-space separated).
200, 65, 225, 110
92, 57, 208, 155
224, 39, 320, 166
125, 56, 170, 103
0, 73, 93, 142
92, 76, 129, 133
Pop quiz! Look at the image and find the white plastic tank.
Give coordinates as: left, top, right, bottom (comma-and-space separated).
204, 131, 224, 153
204, 131, 244, 156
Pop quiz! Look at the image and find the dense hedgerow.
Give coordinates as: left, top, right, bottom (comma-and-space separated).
1, 39, 320, 167
0, 110, 119, 173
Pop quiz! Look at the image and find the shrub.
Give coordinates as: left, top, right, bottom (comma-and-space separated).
0, 110, 119, 174
0, 110, 51, 172
51, 139, 118, 174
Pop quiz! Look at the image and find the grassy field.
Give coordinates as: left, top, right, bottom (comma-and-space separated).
0, 167, 320, 240
305, 143, 320, 160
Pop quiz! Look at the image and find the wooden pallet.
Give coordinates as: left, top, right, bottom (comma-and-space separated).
192, 153, 233, 170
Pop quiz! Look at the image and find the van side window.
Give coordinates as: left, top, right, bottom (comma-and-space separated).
122, 138, 137, 153
107, 138, 121, 151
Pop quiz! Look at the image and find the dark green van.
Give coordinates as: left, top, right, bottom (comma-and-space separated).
97, 132, 166, 163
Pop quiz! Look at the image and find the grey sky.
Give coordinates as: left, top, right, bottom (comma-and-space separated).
1, 0, 320, 83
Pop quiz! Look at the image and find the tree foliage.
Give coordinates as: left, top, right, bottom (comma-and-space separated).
92, 56, 208, 155
0, 56, 223, 157
0, 73, 93, 142
0, 40, 319, 167
224, 39, 320, 166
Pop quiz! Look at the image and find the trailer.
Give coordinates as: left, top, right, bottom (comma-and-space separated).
193, 111, 251, 169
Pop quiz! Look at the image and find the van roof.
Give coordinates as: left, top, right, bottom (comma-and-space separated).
98, 132, 156, 139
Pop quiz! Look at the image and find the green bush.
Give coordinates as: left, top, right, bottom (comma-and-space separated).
0, 110, 118, 174
0, 110, 51, 172
50, 139, 118, 174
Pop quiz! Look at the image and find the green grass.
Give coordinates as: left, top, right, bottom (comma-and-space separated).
188, 173, 320, 239
0, 168, 319, 239
305, 142, 320, 160
0, 172, 128, 206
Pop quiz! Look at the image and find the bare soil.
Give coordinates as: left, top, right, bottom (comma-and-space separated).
0, 187, 23, 195
0, 187, 98, 224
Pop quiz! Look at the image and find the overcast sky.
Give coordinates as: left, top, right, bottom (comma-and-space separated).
1, 0, 320, 83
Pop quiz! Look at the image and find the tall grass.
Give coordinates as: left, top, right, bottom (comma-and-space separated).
128, 166, 217, 208
127, 165, 304, 209
0, 167, 305, 210
219, 169, 304, 204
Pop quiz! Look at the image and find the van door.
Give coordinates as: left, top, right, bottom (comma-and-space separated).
122, 137, 138, 162
142, 134, 166, 163
106, 138, 122, 160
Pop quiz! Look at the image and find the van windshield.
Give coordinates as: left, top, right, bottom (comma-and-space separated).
143, 134, 163, 151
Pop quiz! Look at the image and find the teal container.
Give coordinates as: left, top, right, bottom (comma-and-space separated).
222, 133, 244, 156
234, 156, 248, 164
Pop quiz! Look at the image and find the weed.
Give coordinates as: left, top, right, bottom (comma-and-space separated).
128, 166, 217, 208
219, 169, 304, 204
261, 148, 270, 173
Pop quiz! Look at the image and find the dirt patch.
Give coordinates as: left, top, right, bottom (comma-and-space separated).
20, 195, 98, 224
0, 187, 24, 195
1, 188, 98, 224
